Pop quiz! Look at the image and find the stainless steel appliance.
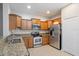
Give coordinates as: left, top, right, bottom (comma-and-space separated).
33, 36, 42, 47
31, 32, 42, 48
49, 24, 61, 50
32, 24, 40, 30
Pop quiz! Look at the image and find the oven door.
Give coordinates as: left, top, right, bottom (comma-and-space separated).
34, 37, 42, 44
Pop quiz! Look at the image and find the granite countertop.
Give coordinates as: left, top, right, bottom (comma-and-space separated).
0, 38, 28, 56
11, 30, 49, 35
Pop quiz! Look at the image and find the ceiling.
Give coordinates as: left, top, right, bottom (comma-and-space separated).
9, 3, 69, 19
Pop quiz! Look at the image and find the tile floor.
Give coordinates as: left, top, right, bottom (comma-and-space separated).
0, 38, 72, 56
28, 45, 72, 56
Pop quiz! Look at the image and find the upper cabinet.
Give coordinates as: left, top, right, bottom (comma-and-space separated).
16, 16, 22, 27
40, 21, 48, 30
9, 14, 16, 30
32, 19, 40, 24
9, 14, 22, 30
47, 20, 53, 28
32, 19, 40, 30
21, 19, 27, 30
53, 18, 61, 24
21, 19, 32, 30
26, 20, 32, 30
62, 4, 79, 19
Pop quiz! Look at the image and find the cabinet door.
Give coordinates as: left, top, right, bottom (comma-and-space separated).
9, 14, 17, 30
16, 16, 22, 27
26, 20, 32, 30
42, 35, 49, 45
23, 37, 33, 48
28, 37, 33, 48
48, 20, 53, 28
41, 21, 48, 30
32, 19, 40, 24
21, 20, 27, 30
23, 37, 29, 48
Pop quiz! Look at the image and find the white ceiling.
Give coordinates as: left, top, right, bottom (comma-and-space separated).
9, 3, 69, 19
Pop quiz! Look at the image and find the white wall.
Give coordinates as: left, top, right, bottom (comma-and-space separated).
62, 3, 79, 19
3, 3, 11, 39
62, 4, 79, 55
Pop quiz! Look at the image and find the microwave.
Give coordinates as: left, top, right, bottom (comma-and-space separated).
32, 24, 40, 30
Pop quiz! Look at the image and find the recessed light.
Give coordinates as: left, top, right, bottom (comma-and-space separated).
46, 10, 50, 14
27, 5, 31, 9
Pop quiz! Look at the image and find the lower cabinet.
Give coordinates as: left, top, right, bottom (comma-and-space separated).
23, 34, 49, 48
23, 37, 29, 48
28, 37, 33, 48
23, 36, 33, 48
42, 34, 49, 45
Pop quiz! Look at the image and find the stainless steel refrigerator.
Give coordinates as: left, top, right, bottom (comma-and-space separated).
49, 24, 61, 50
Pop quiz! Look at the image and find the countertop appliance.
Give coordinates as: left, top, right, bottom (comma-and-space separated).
49, 24, 61, 50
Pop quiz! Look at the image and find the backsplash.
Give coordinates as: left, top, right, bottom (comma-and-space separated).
10, 30, 49, 34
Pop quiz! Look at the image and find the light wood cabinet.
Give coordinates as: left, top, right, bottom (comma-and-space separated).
23, 36, 33, 48
48, 20, 53, 28
23, 34, 49, 48
53, 18, 61, 24
40, 21, 48, 30
32, 19, 40, 24
32, 19, 40, 30
16, 16, 22, 27
28, 37, 33, 48
9, 14, 22, 30
21, 19, 32, 30
26, 20, 32, 30
23, 37, 29, 48
9, 14, 17, 30
21, 19, 27, 30
42, 34, 49, 45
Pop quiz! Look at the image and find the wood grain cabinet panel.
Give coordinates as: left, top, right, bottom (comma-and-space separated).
53, 18, 61, 24
42, 35, 49, 45
23, 37, 29, 48
21, 20, 32, 30
40, 21, 48, 30
28, 37, 33, 48
9, 14, 17, 30
26, 20, 32, 30
21, 19, 27, 30
9, 14, 22, 30
32, 19, 40, 24
16, 16, 22, 27
48, 20, 53, 28
23, 37, 33, 48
